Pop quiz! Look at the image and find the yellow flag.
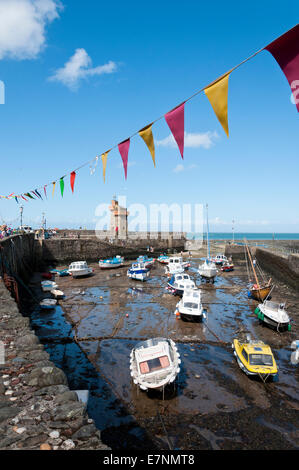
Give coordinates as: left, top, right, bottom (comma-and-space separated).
52, 181, 56, 197
204, 73, 230, 137
101, 151, 110, 183
138, 123, 155, 167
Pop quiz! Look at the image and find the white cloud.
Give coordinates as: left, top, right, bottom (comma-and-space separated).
173, 164, 184, 173
0, 0, 61, 60
49, 48, 117, 90
157, 131, 219, 149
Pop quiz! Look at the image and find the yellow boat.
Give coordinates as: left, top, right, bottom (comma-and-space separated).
232, 338, 278, 382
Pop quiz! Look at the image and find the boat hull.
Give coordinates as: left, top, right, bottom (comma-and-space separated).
249, 285, 272, 301
179, 312, 203, 322
255, 307, 291, 331
70, 269, 93, 278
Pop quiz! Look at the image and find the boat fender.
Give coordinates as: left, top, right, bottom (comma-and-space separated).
288, 323, 292, 331
255, 307, 260, 315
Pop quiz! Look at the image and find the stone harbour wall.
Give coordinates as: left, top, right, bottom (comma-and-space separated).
255, 248, 299, 291
0, 280, 110, 450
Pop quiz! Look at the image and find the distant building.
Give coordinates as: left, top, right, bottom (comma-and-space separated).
109, 196, 129, 239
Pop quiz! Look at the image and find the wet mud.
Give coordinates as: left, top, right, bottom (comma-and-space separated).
24, 257, 299, 450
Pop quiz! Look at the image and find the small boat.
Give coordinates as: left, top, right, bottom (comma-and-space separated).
68, 261, 93, 278
212, 254, 228, 265
99, 255, 124, 269
57, 269, 70, 277
165, 256, 185, 275
244, 242, 273, 301
198, 259, 217, 281
232, 337, 278, 382
291, 340, 299, 365
221, 261, 234, 272
137, 255, 155, 269
130, 337, 181, 391
41, 272, 53, 280
51, 289, 64, 299
254, 300, 291, 332
40, 298, 57, 309
175, 289, 205, 322
127, 262, 149, 281
41, 280, 58, 292
167, 273, 197, 296
157, 254, 169, 264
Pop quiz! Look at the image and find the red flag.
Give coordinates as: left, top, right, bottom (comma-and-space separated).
265, 24, 299, 111
44, 185, 47, 199
70, 171, 76, 193
118, 138, 130, 179
164, 102, 185, 159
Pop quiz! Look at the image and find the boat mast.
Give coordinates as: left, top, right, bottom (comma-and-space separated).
245, 241, 260, 288
206, 204, 210, 259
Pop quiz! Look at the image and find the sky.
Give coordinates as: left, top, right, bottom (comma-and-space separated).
0, 0, 298, 233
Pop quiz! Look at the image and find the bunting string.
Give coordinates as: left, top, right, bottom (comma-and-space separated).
1, 24, 298, 201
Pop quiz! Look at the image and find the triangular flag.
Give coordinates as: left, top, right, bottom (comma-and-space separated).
101, 151, 110, 183
139, 124, 155, 167
21, 195, 28, 202
70, 171, 76, 193
60, 177, 65, 197
204, 73, 230, 137
118, 139, 130, 179
25, 192, 35, 199
52, 182, 56, 197
15, 197, 19, 204
35, 189, 43, 200
44, 185, 47, 199
265, 24, 299, 112
164, 102, 185, 159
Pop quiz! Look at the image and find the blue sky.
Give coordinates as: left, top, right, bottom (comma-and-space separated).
0, 0, 298, 232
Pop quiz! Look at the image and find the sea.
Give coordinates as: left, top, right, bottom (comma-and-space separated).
187, 233, 299, 241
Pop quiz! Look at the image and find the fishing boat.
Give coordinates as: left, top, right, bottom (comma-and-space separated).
254, 300, 291, 332
51, 289, 64, 299
157, 254, 169, 264
127, 262, 150, 281
244, 242, 272, 301
175, 288, 205, 322
137, 255, 155, 269
40, 298, 57, 309
198, 204, 217, 282
167, 273, 197, 296
41, 280, 58, 292
221, 261, 234, 272
129, 337, 181, 391
232, 337, 278, 382
212, 254, 229, 265
68, 261, 93, 278
99, 255, 124, 269
165, 256, 185, 275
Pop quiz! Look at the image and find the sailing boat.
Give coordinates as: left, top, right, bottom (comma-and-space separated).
198, 204, 217, 281
244, 241, 272, 301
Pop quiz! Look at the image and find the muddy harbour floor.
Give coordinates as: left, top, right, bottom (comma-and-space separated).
24, 255, 299, 451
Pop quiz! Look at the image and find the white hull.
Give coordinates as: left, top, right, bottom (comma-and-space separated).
127, 271, 148, 281
70, 268, 93, 278
41, 281, 58, 292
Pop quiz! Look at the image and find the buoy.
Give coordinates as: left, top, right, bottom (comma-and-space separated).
126, 313, 129, 317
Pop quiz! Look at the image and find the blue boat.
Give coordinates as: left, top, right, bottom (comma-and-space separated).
157, 254, 169, 264
127, 262, 150, 281
99, 255, 124, 269
136, 255, 155, 268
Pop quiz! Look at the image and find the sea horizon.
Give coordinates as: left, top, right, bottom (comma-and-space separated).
187, 232, 299, 240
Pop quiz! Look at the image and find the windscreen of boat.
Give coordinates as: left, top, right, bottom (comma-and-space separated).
264, 301, 280, 310
139, 356, 170, 374
249, 354, 273, 366
183, 302, 198, 309
183, 275, 189, 279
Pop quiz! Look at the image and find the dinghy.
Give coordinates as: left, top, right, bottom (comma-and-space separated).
41, 280, 58, 292
99, 255, 124, 269
57, 269, 69, 277
244, 242, 272, 301
212, 254, 228, 265
130, 337, 181, 391
167, 273, 197, 296
255, 300, 291, 332
127, 262, 149, 281
40, 298, 57, 309
68, 261, 93, 278
51, 289, 64, 299
137, 255, 155, 269
221, 261, 234, 272
232, 337, 278, 382
175, 288, 205, 322
157, 254, 169, 264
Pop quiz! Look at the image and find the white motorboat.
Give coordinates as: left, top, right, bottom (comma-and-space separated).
167, 273, 197, 296
198, 259, 217, 281
40, 298, 57, 309
255, 300, 291, 332
212, 254, 228, 265
130, 337, 181, 391
175, 288, 205, 322
165, 256, 185, 275
51, 289, 64, 299
41, 280, 58, 292
68, 261, 93, 278
127, 262, 150, 281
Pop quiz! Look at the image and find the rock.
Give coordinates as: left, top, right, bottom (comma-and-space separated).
26, 366, 67, 389
49, 431, 60, 439
72, 424, 97, 440
40, 443, 52, 450
15, 334, 39, 349
0, 406, 21, 423
52, 402, 85, 422
55, 391, 78, 404
14, 427, 26, 434
34, 385, 69, 396
61, 439, 75, 450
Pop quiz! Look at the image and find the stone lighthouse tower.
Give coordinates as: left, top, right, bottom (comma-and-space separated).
109, 196, 129, 239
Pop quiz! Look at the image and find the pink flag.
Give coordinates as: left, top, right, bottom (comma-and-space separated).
164, 101, 185, 159
265, 24, 299, 112
118, 138, 130, 179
